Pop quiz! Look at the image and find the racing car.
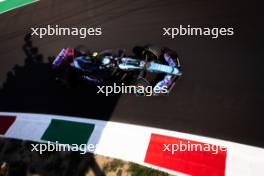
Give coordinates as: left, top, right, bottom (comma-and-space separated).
51, 45, 182, 95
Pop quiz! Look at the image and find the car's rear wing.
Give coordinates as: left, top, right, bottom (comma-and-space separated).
52, 48, 67, 68
52, 48, 75, 68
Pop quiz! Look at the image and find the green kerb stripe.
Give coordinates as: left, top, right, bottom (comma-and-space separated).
41, 119, 95, 146
0, 0, 36, 13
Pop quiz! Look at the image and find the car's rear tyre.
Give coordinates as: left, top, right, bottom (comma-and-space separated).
75, 45, 91, 55
145, 45, 162, 59
133, 77, 150, 96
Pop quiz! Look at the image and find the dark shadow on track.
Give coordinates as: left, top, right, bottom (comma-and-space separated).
0, 34, 121, 119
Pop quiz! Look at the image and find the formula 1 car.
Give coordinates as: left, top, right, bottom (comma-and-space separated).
51, 45, 182, 95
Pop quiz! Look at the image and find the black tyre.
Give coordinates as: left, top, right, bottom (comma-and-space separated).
75, 45, 91, 55
133, 77, 151, 96
145, 45, 162, 59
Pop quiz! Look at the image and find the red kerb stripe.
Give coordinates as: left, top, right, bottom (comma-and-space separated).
144, 133, 227, 176
0, 115, 16, 135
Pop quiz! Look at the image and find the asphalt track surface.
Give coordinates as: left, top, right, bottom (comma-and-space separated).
0, 0, 263, 148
